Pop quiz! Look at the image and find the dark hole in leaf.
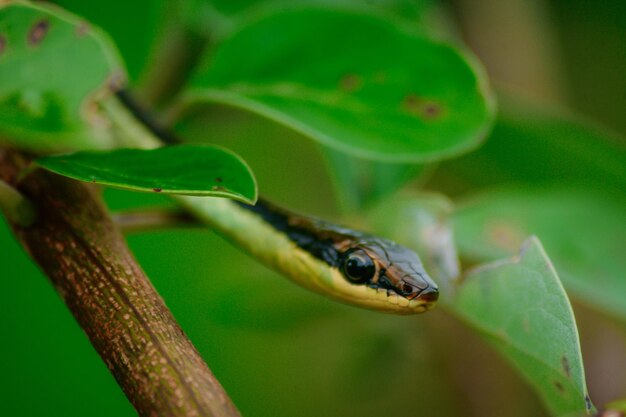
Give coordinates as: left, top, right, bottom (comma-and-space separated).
422, 102, 441, 119
561, 356, 571, 379
28, 18, 50, 46
585, 395, 592, 411
554, 381, 564, 394
215, 177, 223, 183
153, 188, 162, 193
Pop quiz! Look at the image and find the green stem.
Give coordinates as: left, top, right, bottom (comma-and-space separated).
101, 96, 162, 149
138, 22, 209, 106
137, 2, 217, 106
0, 179, 35, 226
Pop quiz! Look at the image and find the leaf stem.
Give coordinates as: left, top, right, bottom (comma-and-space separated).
0, 179, 35, 226
101, 94, 162, 149
137, 3, 213, 106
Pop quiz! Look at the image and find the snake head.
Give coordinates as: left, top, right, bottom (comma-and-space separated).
338, 238, 439, 313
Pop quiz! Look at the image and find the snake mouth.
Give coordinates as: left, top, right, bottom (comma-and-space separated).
403, 286, 438, 313
414, 286, 439, 311
367, 272, 439, 308
365, 281, 439, 313
410, 285, 439, 303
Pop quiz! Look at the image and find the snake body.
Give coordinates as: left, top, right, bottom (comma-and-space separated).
177, 196, 438, 314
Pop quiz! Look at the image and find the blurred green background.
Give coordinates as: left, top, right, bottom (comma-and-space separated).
1, 1, 625, 416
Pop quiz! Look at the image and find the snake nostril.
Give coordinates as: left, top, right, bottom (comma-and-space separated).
402, 283, 414, 294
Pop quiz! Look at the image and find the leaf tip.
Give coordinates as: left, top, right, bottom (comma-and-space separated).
518, 235, 541, 257
585, 394, 594, 413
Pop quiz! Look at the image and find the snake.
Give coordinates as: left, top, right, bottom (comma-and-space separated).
116, 90, 439, 314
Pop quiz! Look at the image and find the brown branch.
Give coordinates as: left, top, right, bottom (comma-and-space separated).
0, 148, 241, 417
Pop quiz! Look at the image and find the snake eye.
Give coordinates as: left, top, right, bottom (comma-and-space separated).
341, 249, 376, 284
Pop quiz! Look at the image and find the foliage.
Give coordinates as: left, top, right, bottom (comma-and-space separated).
451, 238, 590, 416
1, 1, 624, 416
185, 8, 494, 162
0, 2, 123, 152
37, 145, 258, 203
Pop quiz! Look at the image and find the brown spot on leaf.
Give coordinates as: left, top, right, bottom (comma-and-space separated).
485, 220, 525, 252
402, 94, 443, 120
0, 36, 6, 56
76, 21, 91, 37
561, 356, 571, 378
339, 74, 362, 93
215, 177, 223, 183
211, 186, 226, 192
153, 188, 162, 193
107, 70, 126, 92
403, 94, 420, 109
28, 19, 50, 46
554, 381, 564, 393
422, 102, 441, 119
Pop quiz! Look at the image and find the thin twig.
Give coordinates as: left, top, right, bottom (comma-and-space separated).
113, 207, 199, 234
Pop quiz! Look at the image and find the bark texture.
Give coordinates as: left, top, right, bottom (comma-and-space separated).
0, 149, 241, 417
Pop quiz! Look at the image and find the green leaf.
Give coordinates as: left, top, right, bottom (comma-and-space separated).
453, 187, 626, 322
177, 0, 449, 48
0, 2, 125, 153
35, 145, 258, 203
322, 146, 426, 211
54, 0, 166, 81
183, 8, 495, 163
451, 237, 593, 416
430, 93, 626, 194
205, 0, 434, 21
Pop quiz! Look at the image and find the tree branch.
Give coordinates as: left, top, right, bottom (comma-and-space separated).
0, 148, 241, 417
